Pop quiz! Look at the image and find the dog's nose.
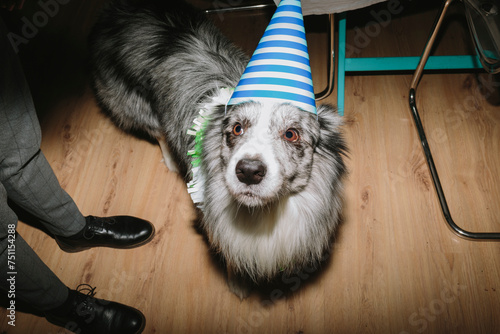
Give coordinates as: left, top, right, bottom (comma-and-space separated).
235, 159, 267, 185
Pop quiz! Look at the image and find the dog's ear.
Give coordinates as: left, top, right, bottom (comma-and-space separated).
316, 104, 348, 161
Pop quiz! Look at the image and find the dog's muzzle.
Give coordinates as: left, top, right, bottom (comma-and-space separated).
235, 159, 267, 185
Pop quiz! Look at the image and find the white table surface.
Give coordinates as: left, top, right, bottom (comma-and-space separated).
273, 0, 388, 15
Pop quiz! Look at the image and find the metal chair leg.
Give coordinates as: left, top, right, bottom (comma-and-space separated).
204, 4, 274, 14
315, 14, 335, 101
409, 0, 500, 240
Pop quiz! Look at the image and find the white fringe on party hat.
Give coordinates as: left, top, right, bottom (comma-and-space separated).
227, 0, 317, 114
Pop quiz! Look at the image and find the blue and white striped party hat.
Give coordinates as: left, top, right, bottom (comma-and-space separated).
227, 0, 316, 114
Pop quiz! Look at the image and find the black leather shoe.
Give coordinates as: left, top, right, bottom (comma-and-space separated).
55, 216, 155, 252
45, 284, 145, 334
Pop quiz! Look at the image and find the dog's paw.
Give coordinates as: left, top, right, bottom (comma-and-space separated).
157, 137, 179, 173
227, 267, 252, 300
162, 155, 179, 173
228, 277, 252, 300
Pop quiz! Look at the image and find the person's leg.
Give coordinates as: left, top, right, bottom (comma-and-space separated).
0, 17, 153, 252
0, 17, 86, 238
0, 16, 150, 332
1, 183, 146, 333
0, 182, 69, 311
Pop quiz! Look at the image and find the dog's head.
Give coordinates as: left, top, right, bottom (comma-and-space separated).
220, 102, 319, 207
195, 100, 345, 209
202, 101, 346, 211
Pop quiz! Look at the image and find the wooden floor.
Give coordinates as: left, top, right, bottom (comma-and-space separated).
1, 0, 500, 333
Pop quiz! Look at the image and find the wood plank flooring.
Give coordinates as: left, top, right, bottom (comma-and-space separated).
1, 0, 499, 333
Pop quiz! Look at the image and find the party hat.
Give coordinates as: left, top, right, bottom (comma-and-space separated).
227, 0, 317, 114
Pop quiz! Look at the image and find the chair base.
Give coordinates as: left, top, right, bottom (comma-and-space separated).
409, 0, 500, 240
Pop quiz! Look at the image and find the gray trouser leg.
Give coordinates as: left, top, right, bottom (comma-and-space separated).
0, 183, 68, 311
0, 17, 85, 237
0, 17, 86, 311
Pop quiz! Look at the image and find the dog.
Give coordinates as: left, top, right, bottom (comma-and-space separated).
88, 0, 347, 299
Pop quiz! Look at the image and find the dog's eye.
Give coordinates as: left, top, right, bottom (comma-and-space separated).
284, 128, 299, 142
233, 123, 244, 136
